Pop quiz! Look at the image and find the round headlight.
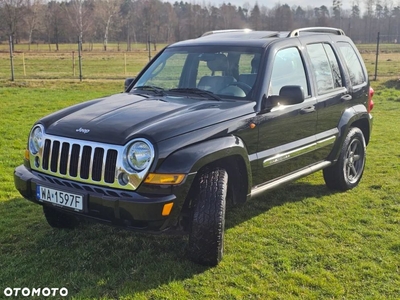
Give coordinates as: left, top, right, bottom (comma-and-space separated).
29, 125, 44, 155
126, 141, 153, 171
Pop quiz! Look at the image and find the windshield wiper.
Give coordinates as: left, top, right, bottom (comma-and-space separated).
133, 85, 165, 95
168, 88, 221, 101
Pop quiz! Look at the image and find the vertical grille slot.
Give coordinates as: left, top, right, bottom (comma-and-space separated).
38, 137, 123, 188
104, 150, 117, 183
69, 144, 80, 177
92, 148, 104, 181
80, 146, 92, 179
59, 143, 70, 175
50, 141, 60, 172
42, 139, 51, 170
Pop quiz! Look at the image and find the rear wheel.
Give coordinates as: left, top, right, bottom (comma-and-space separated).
188, 168, 228, 266
323, 127, 366, 191
43, 206, 79, 229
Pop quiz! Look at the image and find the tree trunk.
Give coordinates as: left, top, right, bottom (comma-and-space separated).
103, 15, 113, 51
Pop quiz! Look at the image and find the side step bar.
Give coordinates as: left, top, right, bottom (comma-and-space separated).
250, 161, 332, 199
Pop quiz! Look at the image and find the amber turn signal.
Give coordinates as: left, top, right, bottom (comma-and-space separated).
145, 173, 185, 185
162, 202, 174, 216
24, 149, 30, 160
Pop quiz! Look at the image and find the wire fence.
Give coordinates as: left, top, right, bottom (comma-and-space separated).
0, 38, 158, 81
0, 51, 153, 81
1, 35, 400, 81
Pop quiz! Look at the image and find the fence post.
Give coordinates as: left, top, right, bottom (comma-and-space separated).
78, 36, 83, 82
9, 35, 15, 81
374, 32, 380, 81
72, 51, 76, 77
22, 52, 26, 77
124, 52, 127, 76
148, 36, 151, 62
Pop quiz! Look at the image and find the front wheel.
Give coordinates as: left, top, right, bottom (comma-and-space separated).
187, 168, 228, 266
323, 127, 366, 191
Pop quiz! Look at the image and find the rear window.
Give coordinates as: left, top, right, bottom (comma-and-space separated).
306, 43, 343, 94
337, 42, 366, 86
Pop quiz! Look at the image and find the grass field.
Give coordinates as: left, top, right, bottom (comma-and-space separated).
0, 42, 166, 81
1, 42, 400, 81
0, 74, 399, 299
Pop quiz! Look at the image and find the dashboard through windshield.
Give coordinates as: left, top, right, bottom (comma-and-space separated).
133, 46, 263, 100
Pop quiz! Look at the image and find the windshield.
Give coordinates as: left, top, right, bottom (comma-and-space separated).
133, 46, 262, 100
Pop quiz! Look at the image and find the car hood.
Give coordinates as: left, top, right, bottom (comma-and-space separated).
42, 93, 255, 144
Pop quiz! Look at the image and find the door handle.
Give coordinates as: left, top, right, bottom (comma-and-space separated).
300, 106, 316, 114
341, 94, 352, 102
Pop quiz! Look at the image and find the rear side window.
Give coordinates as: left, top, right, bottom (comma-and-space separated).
306, 43, 343, 94
338, 42, 366, 86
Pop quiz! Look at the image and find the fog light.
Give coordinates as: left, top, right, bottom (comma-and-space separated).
118, 172, 129, 186
34, 156, 40, 168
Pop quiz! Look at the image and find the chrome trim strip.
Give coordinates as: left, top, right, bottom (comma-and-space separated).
101, 149, 107, 182
251, 161, 332, 198
88, 146, 95, 180
263, 135, 336, 168
66, 142, 72, 176
29, 133, 155, 191
263, 142, 316, 167
77, 144, 83, 178
316, 136, 336, 148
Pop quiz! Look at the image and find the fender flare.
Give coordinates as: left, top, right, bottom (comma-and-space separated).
329, 104, 372, 161
156, 135, 252, 194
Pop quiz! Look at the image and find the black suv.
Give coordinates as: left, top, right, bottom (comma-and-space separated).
15, 27, 374, 266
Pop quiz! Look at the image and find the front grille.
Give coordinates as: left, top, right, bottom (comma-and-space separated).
42, 138, 117, 184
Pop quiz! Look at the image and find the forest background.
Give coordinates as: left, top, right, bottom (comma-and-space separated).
1, 0, 399, 52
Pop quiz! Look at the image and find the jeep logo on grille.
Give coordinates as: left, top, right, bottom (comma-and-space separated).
76, 127, 90, 134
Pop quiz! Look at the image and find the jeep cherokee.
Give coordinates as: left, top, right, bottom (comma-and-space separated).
14, 27, 374, 266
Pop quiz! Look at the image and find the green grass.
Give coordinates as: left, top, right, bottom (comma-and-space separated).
0, 79, 399, 299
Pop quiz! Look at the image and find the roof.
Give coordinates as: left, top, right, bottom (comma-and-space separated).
168, 27, 346, 48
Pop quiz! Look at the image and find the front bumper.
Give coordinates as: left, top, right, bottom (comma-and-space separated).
14, 165, 194, 232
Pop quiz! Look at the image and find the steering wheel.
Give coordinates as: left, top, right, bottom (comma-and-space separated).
226, 82, 252, 94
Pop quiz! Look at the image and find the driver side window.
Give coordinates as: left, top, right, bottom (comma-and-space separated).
269, 47, 309, 97
143, 53, 187, 90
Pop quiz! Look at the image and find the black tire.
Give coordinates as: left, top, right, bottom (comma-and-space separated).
188, 168, 228, 266
323, 127, 366, 191
43, 206, 79, 229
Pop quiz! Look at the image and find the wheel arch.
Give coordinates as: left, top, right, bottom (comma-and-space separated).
156, 135, 252, 205
329, 104, 372, 162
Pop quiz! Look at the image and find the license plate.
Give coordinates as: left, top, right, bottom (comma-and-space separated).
36, 186, 83, 211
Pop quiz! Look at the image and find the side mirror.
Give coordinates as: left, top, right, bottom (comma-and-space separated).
124, 78, 135, 92
261, 85, 304, 112
278, 85, 305, 105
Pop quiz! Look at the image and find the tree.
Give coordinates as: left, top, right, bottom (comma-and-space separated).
273, 4, 293, 30
0, 0, 26, 45
43, 1, 67, 50
64, 0, 95, 44
95, 0, 121, 51
25, 0, 43, 49
332, 0, 342, 28
249, 3, 261, 30
120, 0, 137, 51
314, 5, 330, 26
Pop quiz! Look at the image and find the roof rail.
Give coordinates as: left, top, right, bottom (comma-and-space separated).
201, 29, 252, 37
288, 27, 345, 37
